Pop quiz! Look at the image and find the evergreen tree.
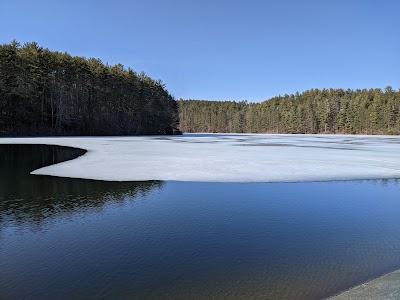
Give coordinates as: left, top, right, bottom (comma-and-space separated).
0, 41, 179, 136
178, 88, 400, 135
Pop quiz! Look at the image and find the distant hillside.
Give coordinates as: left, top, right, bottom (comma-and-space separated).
0, 41, 179, 136
178, 88, 400, 135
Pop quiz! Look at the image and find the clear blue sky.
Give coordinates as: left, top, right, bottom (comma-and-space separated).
1, 0, 399, 102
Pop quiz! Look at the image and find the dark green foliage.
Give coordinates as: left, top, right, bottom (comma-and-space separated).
0, 41, 179, 136
178, 100, 248, 133
178, 88, 400, 135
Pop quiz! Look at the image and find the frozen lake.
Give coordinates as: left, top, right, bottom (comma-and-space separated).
1, 143, 400, 299
0, 134, 400, 182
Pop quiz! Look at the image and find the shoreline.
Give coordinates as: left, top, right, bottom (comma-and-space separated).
328, 268, 400, 299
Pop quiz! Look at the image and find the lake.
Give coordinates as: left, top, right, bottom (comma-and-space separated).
1, 144, 400, 299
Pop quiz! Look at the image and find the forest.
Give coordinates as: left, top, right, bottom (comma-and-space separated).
178, 88, 400, 135
0, 41, 179, 136
1, 41, 399, 136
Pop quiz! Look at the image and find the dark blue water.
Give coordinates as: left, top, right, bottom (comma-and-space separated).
1, 145, 400, 299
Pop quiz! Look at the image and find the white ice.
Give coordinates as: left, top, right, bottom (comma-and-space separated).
1, 134, 400, 182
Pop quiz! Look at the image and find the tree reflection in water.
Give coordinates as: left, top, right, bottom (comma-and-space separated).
0, 144, 164, 229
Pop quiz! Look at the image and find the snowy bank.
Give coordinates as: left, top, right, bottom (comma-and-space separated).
1, 134, 400, 182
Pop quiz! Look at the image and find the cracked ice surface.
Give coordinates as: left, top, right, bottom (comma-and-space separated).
1, 134, 400, 182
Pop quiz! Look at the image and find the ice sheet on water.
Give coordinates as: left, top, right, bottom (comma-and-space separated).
1, 134, 400, 182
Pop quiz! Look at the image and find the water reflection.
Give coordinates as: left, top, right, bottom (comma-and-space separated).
0, 144, 163, 229
2, 144, 400, 299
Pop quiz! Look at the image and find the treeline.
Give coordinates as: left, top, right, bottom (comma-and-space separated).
0, 41, 179, 136
178, 87, 400, 134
